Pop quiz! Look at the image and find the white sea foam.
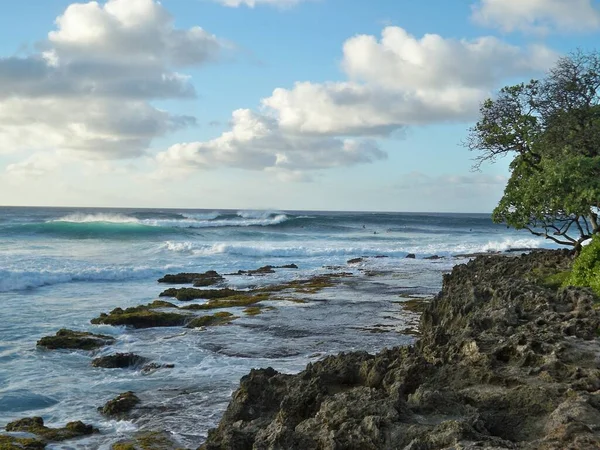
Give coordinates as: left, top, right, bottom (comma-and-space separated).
481, 238, 543, 253
237, 210, 284, 219
182, 212, 221, 220
51, 213, 140, 224
0, 267, 159, 292
50, 213, 290, 228
157, 237, 549, 259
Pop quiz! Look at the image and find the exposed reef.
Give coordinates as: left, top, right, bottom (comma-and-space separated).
111, 431, 184, 450
201, 250, 600, 449
158, 270, 224, 287
186, 312, 238, 328
100, 392, 141, 418
5, 417, 97, 443
92, 353, 150, 369
37, 329, 115, 350
91, 307, 188, 328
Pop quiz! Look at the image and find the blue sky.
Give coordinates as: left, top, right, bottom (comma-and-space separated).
0, 0, 599, 211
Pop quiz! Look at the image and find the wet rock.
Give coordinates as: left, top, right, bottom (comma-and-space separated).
37, 329, 115, 350
100, 392, 140, 418
157, 270, 224, 287
405, 253, 416, 259
186, 312, 238, 328
92, 353, 150, 369
5, 417, 97, 442
159, 288, 240, 302
91, 307, 187, 329
0, 434, 46, 449
111, 431, 182, 449
141, 363, 175, 374
424, 255, 442, 260
202, 250, 600, 450
347, 257, 364, 264
227, 264, 299, 276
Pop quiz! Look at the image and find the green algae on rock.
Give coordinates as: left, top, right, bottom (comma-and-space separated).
37, 329, 115, 350
158, 270, 224, 287
186, 312, 237, 328
91, 307, 187, 329
111, 430, 186, 450
92, 353, 150, 369
0, 434, 46, 449
159, 288, 240, 302
100, 392, 140, 418
242, 307, 262, 316
180, 293, 271, 311
5, 417, 97, 442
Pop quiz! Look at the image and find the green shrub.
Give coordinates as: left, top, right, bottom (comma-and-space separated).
564, 235, 600, 295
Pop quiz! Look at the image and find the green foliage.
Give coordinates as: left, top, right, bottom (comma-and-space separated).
564, 235, 600, 295
467, 51, 600, 247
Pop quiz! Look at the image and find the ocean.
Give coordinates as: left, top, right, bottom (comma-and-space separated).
0, 207, 557, 448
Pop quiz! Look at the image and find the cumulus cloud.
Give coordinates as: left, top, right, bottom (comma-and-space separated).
262, 27, 557, 136
0, 0, 222, 159
156, 109, 386, 175
157, 26, 556, 180
216, 0, 307, 8
471, 0, 600, 34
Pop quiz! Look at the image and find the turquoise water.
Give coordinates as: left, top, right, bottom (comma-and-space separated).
0, 207, 556, 448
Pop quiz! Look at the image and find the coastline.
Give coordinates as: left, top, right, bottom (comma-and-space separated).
201, 250, 600, 450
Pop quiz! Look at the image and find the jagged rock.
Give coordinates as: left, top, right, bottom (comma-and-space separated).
37, 329, 115, 350
202, 250, 600, 450
100, 392, 140, 418
5, 417, 97, 442
405, 253, 416, 259
92, 353, 150, 369
157, 270, 224, 287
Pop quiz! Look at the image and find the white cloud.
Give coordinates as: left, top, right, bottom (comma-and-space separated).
472, 0, 600, 34
216, 0, 307, 8
6, 152, 62, 178
261, 27, 557, 136
0, 0, 222, 160
156, 109, 386, 176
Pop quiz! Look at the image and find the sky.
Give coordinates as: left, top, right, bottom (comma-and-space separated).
0, 0, 599, 212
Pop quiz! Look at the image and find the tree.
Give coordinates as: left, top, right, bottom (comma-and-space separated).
466, 50, 600, 249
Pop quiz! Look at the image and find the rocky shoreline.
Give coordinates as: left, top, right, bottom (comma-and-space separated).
201, 250, 600, 449
3, 250, 599, 449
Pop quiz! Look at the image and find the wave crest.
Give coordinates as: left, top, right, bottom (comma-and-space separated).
0, 267, 160, 292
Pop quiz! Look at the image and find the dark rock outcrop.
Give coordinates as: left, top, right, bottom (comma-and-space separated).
405, 253, 416, 259
37, 329, 115, 350
202, 250, 600, 450
158, 270, 224, 286
92, 353, 150, 369
159, 288, 240, 302
91, 307, 187, 328
5, 417, 97, 442
100, 392, 141, 418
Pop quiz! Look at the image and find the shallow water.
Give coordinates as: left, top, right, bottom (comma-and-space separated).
0, 208, 557, 448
